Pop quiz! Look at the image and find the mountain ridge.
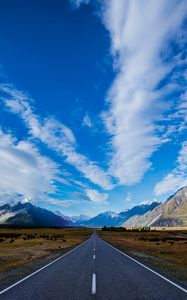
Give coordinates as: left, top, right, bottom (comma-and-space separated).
1, 187, 187, 227
0, 201, 72, 227
124, 187, 187, 227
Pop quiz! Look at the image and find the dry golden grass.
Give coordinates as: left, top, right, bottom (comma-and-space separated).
99, 229, 187, 285
0, 227, 92, 274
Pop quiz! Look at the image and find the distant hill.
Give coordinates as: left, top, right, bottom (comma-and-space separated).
124, 187, 187, 227
0, 201, 72, 227
55, 211, 90, 226
79, 202, 160, 227
71, 214, 91, 226
82, 211, 119, 227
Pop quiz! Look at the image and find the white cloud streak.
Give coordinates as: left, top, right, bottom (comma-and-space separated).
45, 198, 80, 208
154, 141, 187, 195
82, 112, 93, 128
85, 189, 108, 204
125, 192, 132, 202
70, 0, 90, 9
101, 0, 187, 185
0, 129, 60, 202
1, 84, 113, 190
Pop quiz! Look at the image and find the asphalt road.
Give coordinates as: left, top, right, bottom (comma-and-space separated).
1, 232, 187, 300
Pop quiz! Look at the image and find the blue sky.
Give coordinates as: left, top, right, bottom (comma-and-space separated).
0, 0, 187, 216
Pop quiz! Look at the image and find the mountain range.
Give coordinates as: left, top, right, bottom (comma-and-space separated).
81, 201, 160, 227
0, 187, 187, 227
124, 187, 187, 227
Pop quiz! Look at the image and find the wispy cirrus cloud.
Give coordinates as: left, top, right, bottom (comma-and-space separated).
0, 84, 113, 190
45, 198, 80, 208
70, 0, 90, 9
82, 112, 93, 128
73, 188, 109, 204
85, 189, 108, 204
101, 0, 187, 186
0, 128, 60, 203
154, 140, 187, 195
1, 0, 187, 210
125, 192, 132, 203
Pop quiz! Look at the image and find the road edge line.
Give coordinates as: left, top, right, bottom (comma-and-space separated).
0, 238, 90, 295
102, 238, 187, 294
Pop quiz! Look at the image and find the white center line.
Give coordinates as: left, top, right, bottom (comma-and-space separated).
93, 254, 96, 260
91, 273, 96, 295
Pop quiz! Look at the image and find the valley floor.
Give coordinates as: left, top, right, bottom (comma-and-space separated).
1, 227, 187, 292
99, 228, 187, 288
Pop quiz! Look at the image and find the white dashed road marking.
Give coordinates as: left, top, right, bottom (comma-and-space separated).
91, 273, 96, 295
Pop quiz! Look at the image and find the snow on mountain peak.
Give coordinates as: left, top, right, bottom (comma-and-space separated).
21, 198, 31, 203
140, 199, 159, 205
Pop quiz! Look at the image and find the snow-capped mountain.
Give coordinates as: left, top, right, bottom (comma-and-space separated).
71, 214, 91, 225
119, 201, 160, 226
80, 211, 118, 227
124, 187, 187, 227
78, 202, 160, 227
54, 211, 90, 225
0, 201, 72, 227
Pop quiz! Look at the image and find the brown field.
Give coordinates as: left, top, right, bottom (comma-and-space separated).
0, 227, 92, 287
99, 229, 187, 287
150, 227, 187, 231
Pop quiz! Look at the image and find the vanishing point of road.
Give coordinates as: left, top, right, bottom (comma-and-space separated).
0, 232, 187, 300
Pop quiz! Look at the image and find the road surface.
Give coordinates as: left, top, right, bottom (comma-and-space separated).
1, 232, 187, 299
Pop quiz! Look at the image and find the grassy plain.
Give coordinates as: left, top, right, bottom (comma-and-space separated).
99, 228, 187, 286
0, 227, 92, 287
